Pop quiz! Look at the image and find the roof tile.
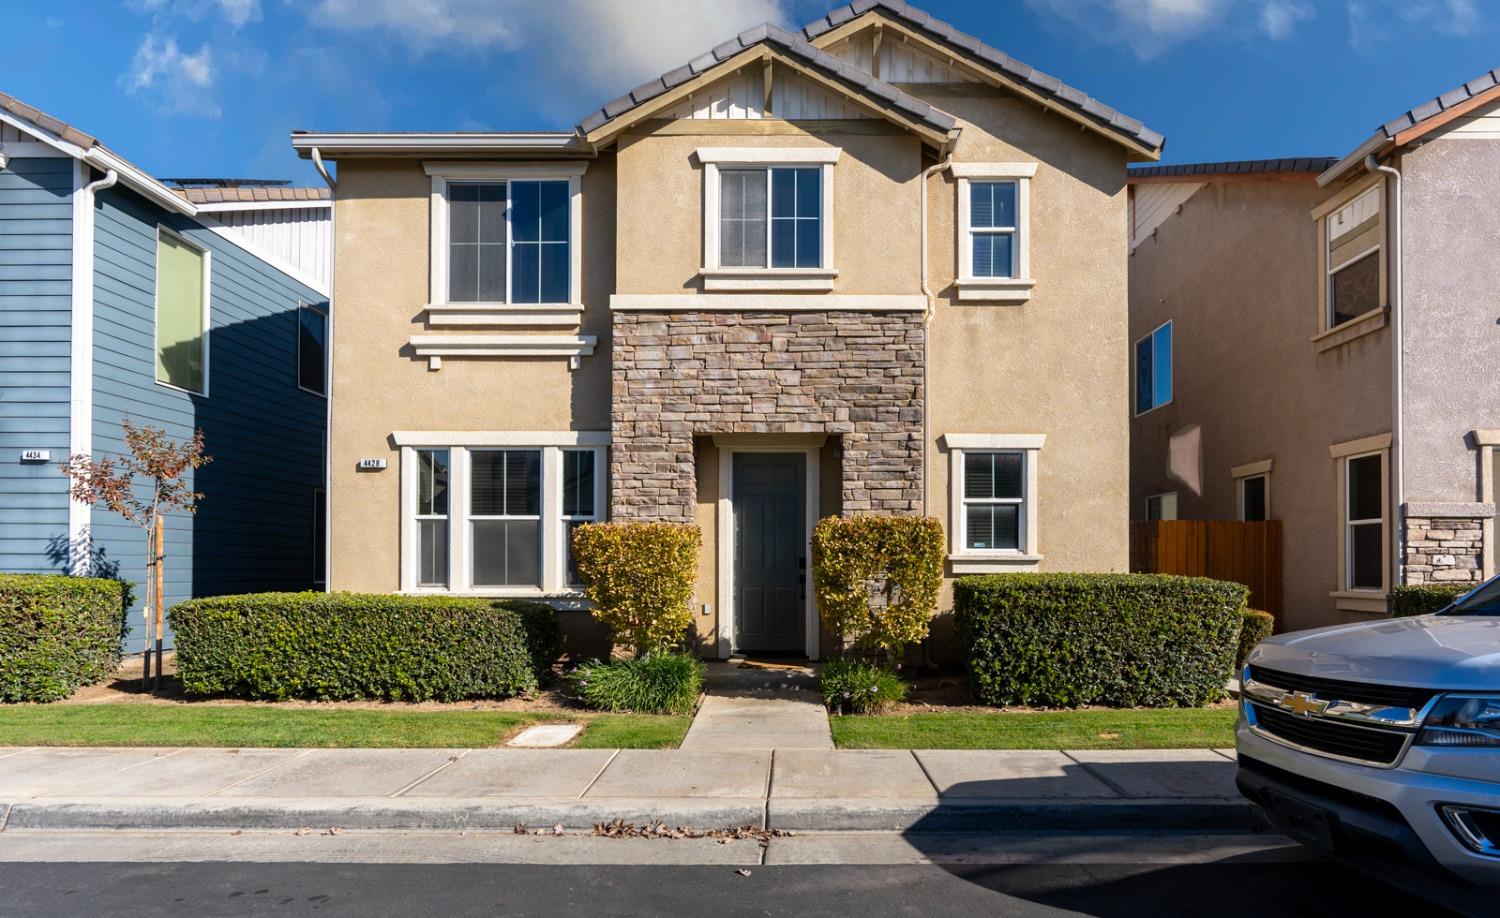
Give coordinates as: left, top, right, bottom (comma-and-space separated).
1128, 157, 1337, 181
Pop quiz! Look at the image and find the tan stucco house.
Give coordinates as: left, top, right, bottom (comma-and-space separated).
1129, 69, 1500, 632
295, 0, 1162, 660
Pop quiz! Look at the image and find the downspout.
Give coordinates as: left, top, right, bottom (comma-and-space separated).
1366, 152, 1403, 593
312, 149, 335, 592
919, 150, 953, 516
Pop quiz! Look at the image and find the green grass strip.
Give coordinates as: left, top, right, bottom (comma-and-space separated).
572, 715, 693, 749
830, 709, 1238, 750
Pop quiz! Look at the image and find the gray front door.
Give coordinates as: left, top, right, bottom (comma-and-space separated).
733, 452, 805, 654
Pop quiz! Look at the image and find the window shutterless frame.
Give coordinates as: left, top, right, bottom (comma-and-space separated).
697, 147, 839, 291
153, 225, 211, 397
952, 162, 1036, 303
1134, 320, 1173, 416
942, 434, 1044, 572
297, 299, 328, 397
1344, 450, 1386, 593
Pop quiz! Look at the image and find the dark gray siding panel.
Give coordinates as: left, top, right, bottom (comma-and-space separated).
91, 184, 326, 651
0, 157, 72, 574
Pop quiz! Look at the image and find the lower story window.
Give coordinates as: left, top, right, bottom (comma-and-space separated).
1239, 474, 1268, 522
1345, 452, 1384, 591
403, 440, 606, 593
1146, 492, 1177, 521
944, 434, 1044, 564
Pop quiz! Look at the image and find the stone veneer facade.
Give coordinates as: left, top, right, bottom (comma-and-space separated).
610, 310, 924, 523
1403, 515, 1485, 585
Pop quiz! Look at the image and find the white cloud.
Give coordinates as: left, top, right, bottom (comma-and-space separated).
1022, 0, 1230, 58
1348, 0, 1483, 48
307, 0, 522, 52
1259, 0, 1313, 40
122, 33, 221, 118
217, 0, 261, 28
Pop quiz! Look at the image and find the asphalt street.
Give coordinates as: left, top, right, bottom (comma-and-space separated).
0, 848, 1464, 917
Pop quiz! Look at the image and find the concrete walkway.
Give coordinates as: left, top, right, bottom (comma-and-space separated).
0, 745, 1250, 833
680, 662, 833, 751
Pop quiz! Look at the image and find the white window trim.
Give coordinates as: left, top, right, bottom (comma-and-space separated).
297, 299, 328, 398
1133, 319, 1172, 417
698, 147, 839, 291
942, 434, 1043, 571
153, 225, 211, 397
425, 162, 586, 311
399, 437, 608, 596
954, 162, 1036, 304
1328, 434, 1391, 610
1311, 177, 1386, 340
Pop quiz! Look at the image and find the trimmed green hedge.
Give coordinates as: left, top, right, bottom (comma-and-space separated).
170, 593, 559, 701
1237, 609, 1276, 670
1, 573, 128, 703
955, 573, 1247, 708
1393, 584, 1468, 617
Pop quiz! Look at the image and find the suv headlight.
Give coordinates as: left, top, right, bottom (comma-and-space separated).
1418, 694, 1500, 747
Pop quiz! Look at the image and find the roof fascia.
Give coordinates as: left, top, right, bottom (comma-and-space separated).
1128, 172, 1320, 185
1392, 81, 1500, 145
1317, 134, 1389, 187
582, 45, 950, 150
291, 133, 586, 158
808, 12, 1160, 161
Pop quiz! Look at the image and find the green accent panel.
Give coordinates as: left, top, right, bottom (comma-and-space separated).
154, 233, 205, 392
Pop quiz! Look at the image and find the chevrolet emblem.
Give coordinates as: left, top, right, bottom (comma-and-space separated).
1279, 691, 1329, 717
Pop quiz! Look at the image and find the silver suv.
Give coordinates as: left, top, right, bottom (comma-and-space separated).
1236, 577, 1500, 889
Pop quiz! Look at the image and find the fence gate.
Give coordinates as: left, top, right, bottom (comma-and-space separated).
1129, 520, 1283, 621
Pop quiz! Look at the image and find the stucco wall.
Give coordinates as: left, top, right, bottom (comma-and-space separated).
1399, 136, 1500, 503
1129, 178, 1393, 630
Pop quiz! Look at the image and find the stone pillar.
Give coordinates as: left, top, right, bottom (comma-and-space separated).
1402, 502, 1493, 586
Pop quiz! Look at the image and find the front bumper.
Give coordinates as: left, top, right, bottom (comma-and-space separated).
1237, 719, 1500, 887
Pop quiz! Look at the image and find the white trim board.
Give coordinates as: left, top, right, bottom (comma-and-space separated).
610, 294, 925, 311
67, 160, 94, 574
391, 431, 611, 447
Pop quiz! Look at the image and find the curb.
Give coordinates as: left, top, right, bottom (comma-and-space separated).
2, 797, 1263, 835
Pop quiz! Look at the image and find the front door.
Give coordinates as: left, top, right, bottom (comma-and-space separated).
733, 452, 805, 655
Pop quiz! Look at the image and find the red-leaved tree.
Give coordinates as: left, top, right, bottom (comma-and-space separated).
62, 420, 211, 688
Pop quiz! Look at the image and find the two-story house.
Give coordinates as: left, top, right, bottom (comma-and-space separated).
1, 91, 330, 652
1129, 68, 1500, 631
297, 1, 1163, 660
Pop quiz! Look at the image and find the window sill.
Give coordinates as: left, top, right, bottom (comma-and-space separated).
700, 268, 837, 292
948, 553, 1042, 574
425, 302, 583, 328
1311, 306, 1387, 353
955, 278, 1036, 304
1329, 590, 1390, 614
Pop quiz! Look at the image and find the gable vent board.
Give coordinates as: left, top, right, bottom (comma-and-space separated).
664, 70, 872, 120
1130, 183, 1205, 250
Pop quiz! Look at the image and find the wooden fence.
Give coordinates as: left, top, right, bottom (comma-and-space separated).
1129, 520, 1284, 621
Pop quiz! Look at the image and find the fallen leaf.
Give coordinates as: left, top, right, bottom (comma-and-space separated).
736, 869, 752, 877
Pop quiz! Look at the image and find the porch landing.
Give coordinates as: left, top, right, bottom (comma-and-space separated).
679, 661, 833, 751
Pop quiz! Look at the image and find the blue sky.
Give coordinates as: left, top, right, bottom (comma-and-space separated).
6, 1, 1498, 185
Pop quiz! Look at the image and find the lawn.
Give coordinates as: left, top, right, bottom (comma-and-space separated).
829, 708, 1238, 750
0, 705, 691, 750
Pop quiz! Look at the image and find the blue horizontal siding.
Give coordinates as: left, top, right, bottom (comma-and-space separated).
90, 183, 327, 652
0, 158, 72, 577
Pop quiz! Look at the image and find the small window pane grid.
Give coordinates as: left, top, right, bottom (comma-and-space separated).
1346, 453, 1384, 591
963, 451, 1023, 551
969, 181, 1017, 278
447, 180, 569, 305
562, 450, 598, 585
470, 450, 542, 588
416, 450, 450, 588
1135, 321, 1173, 415
719, 167, 821, 269
297, 301, 327, 396
1240, 475, 1268, 522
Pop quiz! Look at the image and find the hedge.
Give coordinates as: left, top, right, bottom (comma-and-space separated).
1393, 584, 1468, 617
955, 573, 1247, 708
572, 522, 700, 655
170, 593, 559, 701
812, 515, 945, 654
1237, 609, 1276, 670
1, 573, 128, 703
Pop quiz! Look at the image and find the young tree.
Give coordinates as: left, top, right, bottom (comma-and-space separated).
62, 421, 210, 689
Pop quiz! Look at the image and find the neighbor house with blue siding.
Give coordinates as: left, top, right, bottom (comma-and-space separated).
0, 91, 330, 652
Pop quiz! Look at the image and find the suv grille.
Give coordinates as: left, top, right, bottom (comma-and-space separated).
1249, 703, 1410, 766
1248, 665, 1437, 711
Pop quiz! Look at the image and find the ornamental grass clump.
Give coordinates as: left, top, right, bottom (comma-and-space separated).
811, 515, 944, 657
569, 652, 705, 715
819, 657, 907, 715
571, 521, 700, 656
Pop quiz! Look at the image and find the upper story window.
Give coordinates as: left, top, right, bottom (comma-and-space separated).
297, 300, 328, 396
1325, 186, 1381, 329
426, 162, 586, 308
953, 162, 1036, 304
155, 227, 210, 395
698, 147, 839, 292
1134, 320, 1172, 415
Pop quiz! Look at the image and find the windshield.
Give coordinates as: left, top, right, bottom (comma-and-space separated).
1444, 579, 1500, 615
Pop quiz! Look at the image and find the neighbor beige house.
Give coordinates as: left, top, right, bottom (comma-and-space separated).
295, 1, 1163, 659
1129, 68, 1500, 631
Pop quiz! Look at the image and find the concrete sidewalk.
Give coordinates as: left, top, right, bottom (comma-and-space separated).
0, 745, 1253, 834
680, 662, 833, 750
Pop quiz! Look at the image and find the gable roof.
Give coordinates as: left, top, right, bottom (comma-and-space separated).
576, 22, 957, 147
801, 1, 1163, 157
1130, 157, 1335, 183
1320, 66, 1500, 185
